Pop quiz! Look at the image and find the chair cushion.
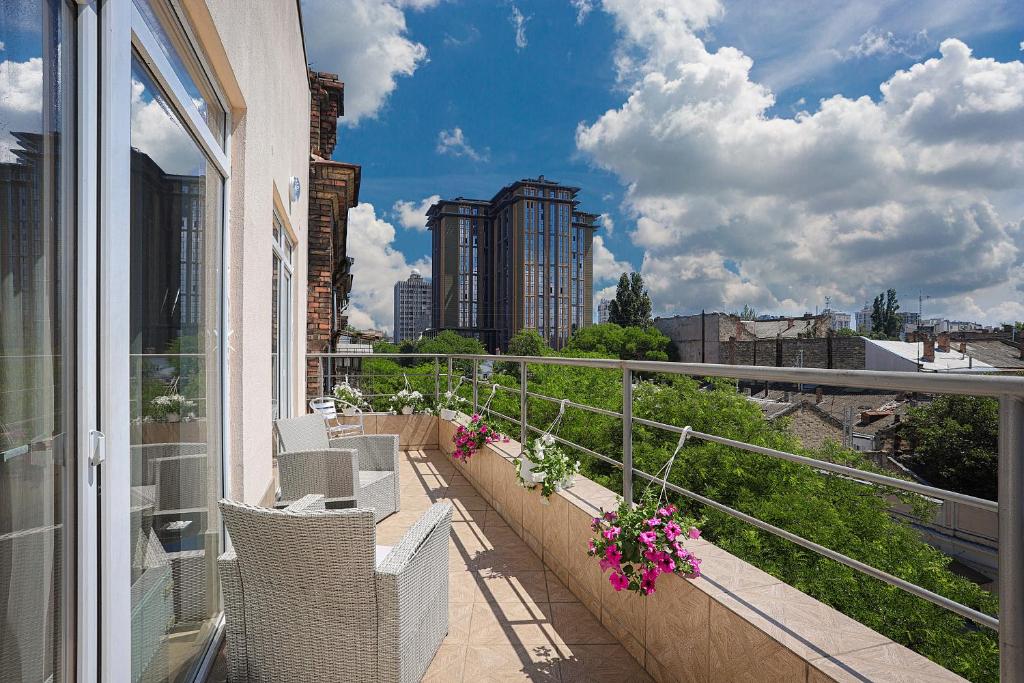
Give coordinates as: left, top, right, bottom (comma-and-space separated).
359, 470, 393, 488
375, 545, 393, 567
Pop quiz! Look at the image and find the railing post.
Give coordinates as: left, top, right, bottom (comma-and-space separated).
1000, 395, 1024, 682
473, 359, 479, 413
447, 357, 453, 394
519, 360, 528, 446
434, 356, 440, 402
622, 366, 633, 504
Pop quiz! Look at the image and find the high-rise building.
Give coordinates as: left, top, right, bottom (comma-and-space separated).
427, 176, 598, 350
393, 270, 432, 343
824, 309, 851, 332
855, 304, 872, 332
598, 299, 611, 324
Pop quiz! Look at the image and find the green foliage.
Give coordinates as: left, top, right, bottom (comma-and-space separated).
871, 288, 902, 339
834, 327, 859, 337
507, 329, 552, 357
901, 396, 998, 501
417, 330, 486, 356
565, 323, 670, 361
608, 272, 653, 327
738, 304, 757, 320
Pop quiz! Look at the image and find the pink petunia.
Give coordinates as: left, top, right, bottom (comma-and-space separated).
638, 530, 657, 547
609, 572, 629, 591
688, 527, 701, 540
587, 539, 596, 553
646, 517, 662, 528
663, 521, 682, 541
602, 526, 621, 541
480, 425, 488, 434
605, 544, 622, 566
603, 511, 618, 521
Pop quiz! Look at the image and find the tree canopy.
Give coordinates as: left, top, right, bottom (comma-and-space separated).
871, 288, 902, 339
608, 272, 653, 327
507, 328, 551, 357
565, 322, 670, 361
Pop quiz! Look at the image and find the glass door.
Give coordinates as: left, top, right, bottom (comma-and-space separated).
0, 0, 77, 680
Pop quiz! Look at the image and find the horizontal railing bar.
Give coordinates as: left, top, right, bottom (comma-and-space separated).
523, 422, 624, 469
631, 467, 999, 630
525, 389, 623, 419
485, 408, 521, 426
632, 415, 998, 513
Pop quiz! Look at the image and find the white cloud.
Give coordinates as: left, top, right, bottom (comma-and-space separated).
302, 0, 429, 126
598, 212, 615, 236
577, 1, 1024, 323
592, 235, 632, 283
510, 4, 530, 51
392, 194, 440, 231
130, 78, 206, 176
436, 126, 489, 161
346, 203, 431, 332
571, 0, 595, 24
0, 57, 42, 162
843, 28, 930, 60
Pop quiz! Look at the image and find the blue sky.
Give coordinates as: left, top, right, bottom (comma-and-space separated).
301, 0, 1024, 332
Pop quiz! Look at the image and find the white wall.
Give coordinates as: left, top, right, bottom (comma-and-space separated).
191, 1, 310, 503
864, 341, 918, 373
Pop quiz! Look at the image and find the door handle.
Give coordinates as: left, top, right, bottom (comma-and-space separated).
89, 429, 105, 467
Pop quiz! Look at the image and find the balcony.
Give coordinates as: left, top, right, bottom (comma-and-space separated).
294, 353, 1024, 682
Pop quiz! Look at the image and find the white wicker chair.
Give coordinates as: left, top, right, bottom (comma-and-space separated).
274, 415, 400, 521
218, 495, 452, 683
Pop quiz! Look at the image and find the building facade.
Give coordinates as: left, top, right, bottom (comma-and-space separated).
0, 1, 316, 680
427, 176, 597, 350
393, 270, 432, 343
825, 309, 851, 331
598, 299, 611, 324
855, 304, 872, 332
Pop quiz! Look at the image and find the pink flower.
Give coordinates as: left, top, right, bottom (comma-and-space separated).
646, 517, 662, 528
587, 539, 596, 553
604, 544, 622, 566
603, 511, 618, 521
688, 527, 701, 540
663, 522, 682, 541
599, 558, 615, 572
471, 414, 480, 421
602, 526, 621, 541
639, 567, 660, 595
502, 436, 511, 443
609, 572, 629, 591
643, 547, 660, 563
655, 552, 675, 574
480, 425, 488, 434
638, 530, 657, 547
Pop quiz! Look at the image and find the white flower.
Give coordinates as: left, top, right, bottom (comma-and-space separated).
542, 434, 555, 446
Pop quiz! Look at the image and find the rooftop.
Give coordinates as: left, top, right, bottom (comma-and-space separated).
868, 339, 997, 373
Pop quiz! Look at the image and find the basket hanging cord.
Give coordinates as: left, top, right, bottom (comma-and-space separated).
642, 426, 691, 504
542, 399, 571, 441
403, 373, 411, 392
480, 383, 499, 416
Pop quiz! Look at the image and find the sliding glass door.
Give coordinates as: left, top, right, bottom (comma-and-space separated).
0, 0, 76, 680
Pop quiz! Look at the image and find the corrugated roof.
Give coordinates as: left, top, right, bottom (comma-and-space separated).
867, 340, 997, 373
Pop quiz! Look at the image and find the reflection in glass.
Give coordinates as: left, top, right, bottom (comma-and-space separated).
0, 1, 74, 680
129, 54, 223, 682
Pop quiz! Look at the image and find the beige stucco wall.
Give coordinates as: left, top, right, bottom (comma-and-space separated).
190, 1, 310, 503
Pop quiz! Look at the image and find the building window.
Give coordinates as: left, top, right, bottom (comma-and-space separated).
272, 214, 294, 422
127, 0, 228, 677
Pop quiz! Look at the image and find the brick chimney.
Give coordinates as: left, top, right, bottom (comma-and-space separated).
937, 332, 951, 353
786, 318, 795, 331
905, 331, 916, 343
921, 335, 935, 363
958, 341, 967, 354
815, 387, 823, 404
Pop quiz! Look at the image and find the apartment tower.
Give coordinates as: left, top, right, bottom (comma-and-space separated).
427, 176, 597, 350
393, 270, 432, 343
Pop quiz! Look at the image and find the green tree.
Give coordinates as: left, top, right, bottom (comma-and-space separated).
607, 272, 653, 327
834, 327, 859, 337
739, 304, 757, 320
870, 289, 901, 339
417, 330, 486, 356
900, 395, 998, 500
565, 323, 670, 361
507, 329, 551, 357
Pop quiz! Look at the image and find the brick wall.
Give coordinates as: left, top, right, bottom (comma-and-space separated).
721, 336, 866, 369
306, 70, 360, 399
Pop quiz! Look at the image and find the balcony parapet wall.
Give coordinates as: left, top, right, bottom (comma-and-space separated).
430, 413, 967, 683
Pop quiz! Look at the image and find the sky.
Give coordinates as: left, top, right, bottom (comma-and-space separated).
300, 0, 1024, 334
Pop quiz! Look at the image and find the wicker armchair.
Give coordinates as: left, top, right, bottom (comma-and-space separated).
274, 415, 400, 521
218, 495, 452, 683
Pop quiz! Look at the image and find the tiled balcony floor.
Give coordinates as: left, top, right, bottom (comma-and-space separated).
376, 449, 653, 682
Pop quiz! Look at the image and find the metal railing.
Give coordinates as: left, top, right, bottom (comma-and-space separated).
308, 351, 1024, 680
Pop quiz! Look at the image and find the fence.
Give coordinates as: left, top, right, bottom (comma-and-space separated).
308, 351, 1024, 680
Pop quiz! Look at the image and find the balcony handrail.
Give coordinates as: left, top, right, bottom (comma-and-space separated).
310, 351, 1023, 676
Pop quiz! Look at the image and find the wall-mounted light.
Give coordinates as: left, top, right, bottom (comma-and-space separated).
289, 175, 302, 206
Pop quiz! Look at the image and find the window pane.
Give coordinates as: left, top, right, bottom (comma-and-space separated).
0, 2, 74, 680
129, 54, 223, 682
133, 0, 225, 146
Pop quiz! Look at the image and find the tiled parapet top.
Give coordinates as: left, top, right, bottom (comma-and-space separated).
432, 414, 967, 683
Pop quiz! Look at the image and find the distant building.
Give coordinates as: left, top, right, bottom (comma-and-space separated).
865, 334, 996, 373
654, 312, 831, 363
824, 309, 851, 331
393, 270, 432, 343
855, 304, 872, 332
427, 176, 598, 350
598, 299, 611, 324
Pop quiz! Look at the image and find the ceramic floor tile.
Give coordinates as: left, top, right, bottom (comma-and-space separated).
422, 644, 466, 682
549, 602, 619, 645
557, 644, 654, 682
468, 601, 557, 646
476, 569, 549, 605
462, 644, 561, 682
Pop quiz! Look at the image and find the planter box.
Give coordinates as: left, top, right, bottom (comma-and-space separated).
435, 416, 967, 683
